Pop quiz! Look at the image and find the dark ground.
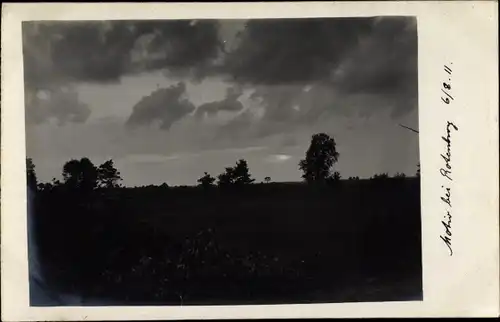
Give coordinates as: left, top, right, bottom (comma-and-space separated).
29, 177, 422, 306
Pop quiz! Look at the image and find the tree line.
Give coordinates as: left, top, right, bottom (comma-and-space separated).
26, 132, 422, 305
27, 133, 419, 192
27, 158, 122, 192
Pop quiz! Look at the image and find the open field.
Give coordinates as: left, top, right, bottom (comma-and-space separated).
30, 177, 422, 305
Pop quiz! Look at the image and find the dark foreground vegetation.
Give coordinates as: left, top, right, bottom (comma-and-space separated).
27, 133, 422, 305
30, 178, 421, 305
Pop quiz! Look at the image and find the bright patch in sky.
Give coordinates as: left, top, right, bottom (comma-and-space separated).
266, 154, 292, 163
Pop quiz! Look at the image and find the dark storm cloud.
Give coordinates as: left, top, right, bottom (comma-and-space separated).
221, 17, 416, 93
218, 16, 418, 134
194, 87, 244, 119
126, 82, 195, 130
23, 21, 132, 88
23, 17, 415, 88
221, 18, 374, 85
23, 17, 417, 130
131, 20, 222, 82
22, 20, 222, 87
331, 16, 418, 117
333, 17, 417, 91
23, 20, 221, 125
22, 23, 94, 125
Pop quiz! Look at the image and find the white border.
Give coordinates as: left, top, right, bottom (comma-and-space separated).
2, 1, 499, 320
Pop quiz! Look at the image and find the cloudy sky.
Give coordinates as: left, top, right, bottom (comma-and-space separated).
23, 17, 419, 187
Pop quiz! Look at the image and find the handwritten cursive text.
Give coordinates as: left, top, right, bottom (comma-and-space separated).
439, 63, 457, 256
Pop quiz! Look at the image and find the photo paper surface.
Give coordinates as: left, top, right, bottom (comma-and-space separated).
1, 2, 498, 320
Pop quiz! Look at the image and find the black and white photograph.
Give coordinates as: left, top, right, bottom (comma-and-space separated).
2, 2, 500, 319
23, 16, 423, 306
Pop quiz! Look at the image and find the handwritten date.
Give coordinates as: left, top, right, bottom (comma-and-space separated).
441, 64, 454, 104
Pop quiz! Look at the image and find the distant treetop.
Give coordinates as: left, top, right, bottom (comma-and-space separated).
217, 159, 255, 187
299, 133, 339, 184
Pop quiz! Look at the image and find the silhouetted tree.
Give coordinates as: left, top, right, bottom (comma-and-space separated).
217, 160, 255, 187
198, 172, 216, 188
348, 176, 360, 180
37, 182, 52, 192
232, 159, 255, 185
326, 171, 341, 187
97, 160, 122, 188
217, 167, 236, 187
26, 157, 38, 190
394, 172, 406, 178
416, 163, 420, 177
264, 176, 271, 183
299, 133, 339, 184
371, 173, 389, 180
62, 158, 98, 191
